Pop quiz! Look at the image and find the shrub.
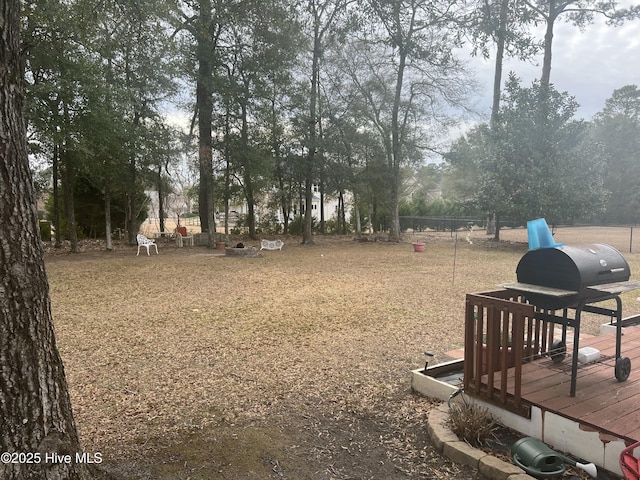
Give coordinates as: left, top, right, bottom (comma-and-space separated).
288, 215, 318, 235
258, 212, 283, 234
39, 220, 51, 242
447, 403, 499, 447
324, 217, 351, 234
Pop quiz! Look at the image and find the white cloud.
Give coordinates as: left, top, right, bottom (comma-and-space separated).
467, 10, 640, 120
549, 18, 640, 117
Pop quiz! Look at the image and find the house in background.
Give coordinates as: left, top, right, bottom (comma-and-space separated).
284, 186, 352, 225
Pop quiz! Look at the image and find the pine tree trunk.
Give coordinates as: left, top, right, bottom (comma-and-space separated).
196, 0, 215, 245
52, 141, 62, 248
104, 195, 113, 251
303, 30, 321, 245
157, 164, 166, 234
126, 157, 138, 244
60, 142, 78, 253
0, 1, 91, 478
354, 193, 362, 237
388, 46, 407, 243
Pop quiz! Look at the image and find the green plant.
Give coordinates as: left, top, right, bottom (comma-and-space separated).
39, 220, 51, 242
288, 215, 318, 235
325, 217, 351, 234
258, 212, 283, 234
447, 403, 499, 447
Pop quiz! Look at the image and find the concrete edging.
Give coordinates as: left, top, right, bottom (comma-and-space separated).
428, 403, 536, 480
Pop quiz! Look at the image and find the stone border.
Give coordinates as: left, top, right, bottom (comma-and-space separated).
427, 403, 536, 480
224, 246, 260, 257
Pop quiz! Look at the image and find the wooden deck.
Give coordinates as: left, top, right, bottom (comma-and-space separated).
492, 325, 640, 442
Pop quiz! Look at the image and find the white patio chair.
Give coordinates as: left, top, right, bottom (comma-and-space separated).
175, 228, 194, 248
136, 234, 158, 256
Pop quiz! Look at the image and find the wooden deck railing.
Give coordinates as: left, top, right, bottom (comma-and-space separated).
463, 289, 556, 418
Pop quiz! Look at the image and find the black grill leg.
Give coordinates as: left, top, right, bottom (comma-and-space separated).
615, 295, 622, 360
570, 306, 583, 397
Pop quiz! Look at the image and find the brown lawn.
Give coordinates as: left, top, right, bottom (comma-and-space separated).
44, 226, 640, 479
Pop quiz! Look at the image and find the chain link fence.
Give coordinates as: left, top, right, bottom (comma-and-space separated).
401, 217, 640, 254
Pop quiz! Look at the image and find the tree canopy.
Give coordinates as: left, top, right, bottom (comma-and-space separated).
590, 85, 640, 224
19, 0, 640, 246
445, 75, 608, 230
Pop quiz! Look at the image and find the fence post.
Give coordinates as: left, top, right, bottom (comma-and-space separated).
630, 226, 634, 254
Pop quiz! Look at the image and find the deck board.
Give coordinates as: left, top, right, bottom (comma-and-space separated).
501, 325, 640, 442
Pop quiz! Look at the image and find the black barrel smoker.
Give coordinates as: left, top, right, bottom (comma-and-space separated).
503, 243, 640, 396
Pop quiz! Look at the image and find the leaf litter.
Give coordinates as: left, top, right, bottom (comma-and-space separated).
45, 230, 640, 479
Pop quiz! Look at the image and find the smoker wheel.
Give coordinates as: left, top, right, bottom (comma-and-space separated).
550, 340, 566, 363
615, 357, 631, 381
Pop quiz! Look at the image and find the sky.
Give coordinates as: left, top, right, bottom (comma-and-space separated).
467, 11, 640, 122
164, 7, 640, 148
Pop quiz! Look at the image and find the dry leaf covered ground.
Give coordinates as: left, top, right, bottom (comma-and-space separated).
44, 226, 640, 479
